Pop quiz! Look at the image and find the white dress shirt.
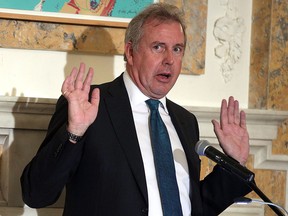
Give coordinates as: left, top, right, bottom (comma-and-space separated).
123, 72, 191, 216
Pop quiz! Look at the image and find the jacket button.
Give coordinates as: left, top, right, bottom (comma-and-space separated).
141, 208, 148, 215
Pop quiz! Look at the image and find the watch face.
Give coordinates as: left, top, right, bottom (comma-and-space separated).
68, 131, 82, 143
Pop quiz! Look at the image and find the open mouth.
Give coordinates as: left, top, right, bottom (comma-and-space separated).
158, 73, 171, 79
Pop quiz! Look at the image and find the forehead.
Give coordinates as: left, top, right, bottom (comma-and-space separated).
141, 19, 185, 44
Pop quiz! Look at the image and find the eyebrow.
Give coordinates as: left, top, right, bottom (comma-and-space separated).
152, 41, 185, 47
175, 43, 185, 48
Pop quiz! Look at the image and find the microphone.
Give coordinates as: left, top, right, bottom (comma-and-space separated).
234, 197, 288, 215
195, 140, 255, 183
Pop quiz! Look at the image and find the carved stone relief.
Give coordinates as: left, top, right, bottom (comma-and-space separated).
213, 0, 246, 83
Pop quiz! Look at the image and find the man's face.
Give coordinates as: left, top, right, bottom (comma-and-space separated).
125, 19, 185, 99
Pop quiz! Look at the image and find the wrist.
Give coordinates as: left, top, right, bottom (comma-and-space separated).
67, 131, 82, 144
66, 123, 87, 137
66, 124, 86, 144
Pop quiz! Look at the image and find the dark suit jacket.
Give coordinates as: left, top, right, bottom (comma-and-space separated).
21, 74, 251, 216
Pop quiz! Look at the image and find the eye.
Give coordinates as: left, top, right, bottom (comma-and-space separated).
173, 46, 184, 55
152, 44, 165, 53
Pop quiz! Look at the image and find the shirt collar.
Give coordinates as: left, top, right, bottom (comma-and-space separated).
123, 71, 168, 113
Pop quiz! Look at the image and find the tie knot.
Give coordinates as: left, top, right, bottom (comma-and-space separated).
145, 99, 160, 111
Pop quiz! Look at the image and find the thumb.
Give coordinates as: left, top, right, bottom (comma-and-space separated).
211, 119, 223, 139
90, 88, 100, 106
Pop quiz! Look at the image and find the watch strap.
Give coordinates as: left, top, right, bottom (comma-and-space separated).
67, 131, 82, 143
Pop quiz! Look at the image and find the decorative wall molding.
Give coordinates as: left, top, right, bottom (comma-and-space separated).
187, 106, 288, 214
0, 96, 287, 215
213, 0, 246, 83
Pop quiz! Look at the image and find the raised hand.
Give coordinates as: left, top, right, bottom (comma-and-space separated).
211, 96, 249, 165
61, 63, 100, 140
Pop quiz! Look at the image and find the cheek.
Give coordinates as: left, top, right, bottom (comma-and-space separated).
137, 57, 160, 77
174, 59, 183, 73
138, 69, 153, 86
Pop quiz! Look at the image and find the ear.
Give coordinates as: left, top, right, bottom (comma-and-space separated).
124, 42, 134, 65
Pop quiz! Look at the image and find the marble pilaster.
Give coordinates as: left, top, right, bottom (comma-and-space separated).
249, 0, 271, 109
249, 0, 288, 111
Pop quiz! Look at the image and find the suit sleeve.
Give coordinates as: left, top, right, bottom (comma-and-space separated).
200, 164, 252, 215
20, 96, 85, 208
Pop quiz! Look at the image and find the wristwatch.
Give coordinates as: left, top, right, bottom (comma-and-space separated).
67, 131, 82, 143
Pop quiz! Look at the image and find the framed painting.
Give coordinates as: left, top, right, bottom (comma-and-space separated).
0, 0, 157, 27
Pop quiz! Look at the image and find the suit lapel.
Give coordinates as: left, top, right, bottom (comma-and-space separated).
167, 99, 203, 215
104, 75, 148, 204
167, 100, 199, 187
101, 76, 200, 209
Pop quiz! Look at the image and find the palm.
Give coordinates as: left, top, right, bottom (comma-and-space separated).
68, 90, 98, 125
212, 97, 249, 165
61, 63, 100, 136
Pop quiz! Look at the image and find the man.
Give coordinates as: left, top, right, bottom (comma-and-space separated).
21, 3, 251, 216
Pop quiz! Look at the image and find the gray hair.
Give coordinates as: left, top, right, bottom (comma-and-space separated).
124, 3, 186, 61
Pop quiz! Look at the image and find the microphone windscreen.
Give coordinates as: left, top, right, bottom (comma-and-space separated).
195, 140, 210, 156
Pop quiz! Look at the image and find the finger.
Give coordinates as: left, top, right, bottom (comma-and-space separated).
62, 90, 71, 97
83, 67, 94, 94
239, 110, 247, 129
227, 96, 235, 124
220, 98, 228, 128
69, 67, 78, 85
212, 119, 223, 142
61, 78, 69, 95
75, 63, 86, 90
61, 67, 78, 95
234, 99, 240, 125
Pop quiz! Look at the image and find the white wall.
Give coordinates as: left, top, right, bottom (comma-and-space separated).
0, 0, 252, 108
170, 0, 252, 108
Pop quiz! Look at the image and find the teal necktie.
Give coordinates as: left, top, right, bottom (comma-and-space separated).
146, 99, 183, 216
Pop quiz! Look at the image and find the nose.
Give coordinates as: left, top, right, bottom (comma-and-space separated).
163, 50, 174, 65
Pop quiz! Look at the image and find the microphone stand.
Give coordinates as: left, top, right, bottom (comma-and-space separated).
248, 181, 285, 216
234, 197, 288, 215
195, 140, 286, 215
